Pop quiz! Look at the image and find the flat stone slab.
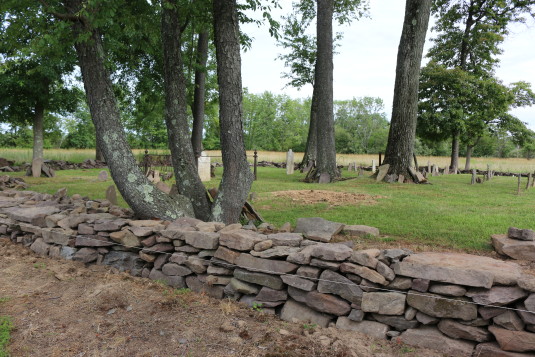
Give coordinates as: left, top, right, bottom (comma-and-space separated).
294, 217, 344, 242
317, 270, 362, 304
489, 325, 535, 352
310, 243, 353, 261
267, 233, 303, 247
466, 286, 527, 306
235, 253, 298, 274
437, 319, 491, 342
335, 316, 389, 340
474, 342, 535, 357
281, 299, 332, 328
492, 234, 535, 261
394, 252, 521, 288
361, 292, 406, 315
406, 290, 477, 321
2, 205, 60, 223
233, 268, 284, 290
508, 227, 535, 241
396, 327, 475, 356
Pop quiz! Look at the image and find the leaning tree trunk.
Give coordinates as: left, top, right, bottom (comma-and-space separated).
191, 30, 209, 162
211, 0, 254, 224
32, 101, 45, 162
313, 0, 338, 183
95, 144, 105, 162
382, 0, 431, 181
65, 0, 194, 220
300, 85, 318, 169
451, 131, 460, 173
162, 2, 212, 221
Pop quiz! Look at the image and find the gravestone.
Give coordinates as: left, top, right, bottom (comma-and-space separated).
376, 164, 390, 182
286, 149, 294, 175
32, 158, 44, 178
97, 170, 108, 181
427, 161, 431, 173
471, 169, 476, 185
432, 164, 439, 176
398, 174, 404, 183
105, 185, 118, 205
372, 160, 376, 173
148, 170, 161, 183
156, 181, 171, 194
358, 166, 363, 176
319, 173, 330, 183
198, 152, 211, 182
443, 166, 449, 175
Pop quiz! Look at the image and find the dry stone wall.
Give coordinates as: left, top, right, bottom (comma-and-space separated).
2, 189, 535, 356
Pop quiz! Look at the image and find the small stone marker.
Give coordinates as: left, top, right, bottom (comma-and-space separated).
432, 164, 439, 176
156, 181, 171, 194
198, 151, 211, 182
105, 185, 118, 205
517, 173, 522, 195
527, 173, 532, 190
376, 164, 390, 182
286, 149, 294, 175
443, 166, 449, 175
98, 170, 108, 181
32, 158, 44, 178
358, 166, 363, 176
398, 174, 404, 183
319, 172, 330, 184
471, 169, 476, 185
372, 160, 376, 172
427, 161, 431, 173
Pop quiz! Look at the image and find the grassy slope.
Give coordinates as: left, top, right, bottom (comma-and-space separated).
5, 166, 535, 251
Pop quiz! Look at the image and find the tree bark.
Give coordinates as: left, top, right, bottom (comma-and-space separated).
300, 85, 318, 169
64, 0, 194, 220
464, 144, 474, 171
32, 101, 45, 162
313, 0, 338, 182
211, 0, 254, 224
161, 1, 211, 221
451, 131, 460, 173
382, 0, 431, 180
191, 30, 209, 162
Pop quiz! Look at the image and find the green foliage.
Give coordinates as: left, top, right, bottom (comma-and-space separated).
251, 302, 263, 312
0, 315, 12, 357
242, 91, 309, 151
334, 97, 389, 154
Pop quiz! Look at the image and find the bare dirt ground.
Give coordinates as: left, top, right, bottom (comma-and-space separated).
0, 238, 444, 357
270, 190, 384, 207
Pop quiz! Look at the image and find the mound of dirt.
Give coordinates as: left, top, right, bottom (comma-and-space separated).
271, 190, 384, 207
0, 238, 442, 357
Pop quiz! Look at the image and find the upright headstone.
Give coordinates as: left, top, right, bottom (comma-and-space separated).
432, 164, 439, 176
319, 172, 330, 183
471, 169, 476, 185
376, 164, 390, 182
398, 174, 404, 183
32, 158, 44, 178
97, 170, 108, 181
358, 166, 363, 176
527, 173, 532, 190
372, 160, 376, 173
517, 173, 522, 195
286, 149, 295, 175
105, 185, 118, 205
532, 171, 535, 188
198, 152, 211, 182
427, 161, 431, 174
487, 164, 491, 180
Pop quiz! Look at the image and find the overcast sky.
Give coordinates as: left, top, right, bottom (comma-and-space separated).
240, 0, 535, 129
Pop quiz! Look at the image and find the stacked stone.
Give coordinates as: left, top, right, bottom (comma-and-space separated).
4, 190, 535, 356
492, 227, 535, 261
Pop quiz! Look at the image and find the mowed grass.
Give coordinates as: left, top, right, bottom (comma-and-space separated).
4, 165, 535, 252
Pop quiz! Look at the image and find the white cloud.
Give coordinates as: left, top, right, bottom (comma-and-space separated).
241, 0, 535, 129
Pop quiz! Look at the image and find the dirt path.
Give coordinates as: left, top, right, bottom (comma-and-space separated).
0, 238, 443, 357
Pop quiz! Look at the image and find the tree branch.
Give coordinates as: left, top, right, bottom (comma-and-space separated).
37, 0, 81, 22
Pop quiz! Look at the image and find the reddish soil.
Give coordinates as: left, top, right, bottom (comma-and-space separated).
0, 238, 444, 357
270, 190, 384, 207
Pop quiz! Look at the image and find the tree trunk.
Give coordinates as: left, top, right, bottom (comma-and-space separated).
300, 84, 318, 169
191, 30, 209, 162
211, 0, 254, 224
32, 102, 45, 162
464, 144, 474, 171
382, 0, 431, 181
162, 1, 211, 221
65, 0, 194, 220
313, 0, 338, 183
450, 131, 460, 173
95, 143, 105, 161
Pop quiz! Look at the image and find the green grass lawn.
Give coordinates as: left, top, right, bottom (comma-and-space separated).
4, 166, 534, 252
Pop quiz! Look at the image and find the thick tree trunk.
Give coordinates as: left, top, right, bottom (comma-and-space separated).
65, 0, 194, 220
464, 144, 474, 171
382, 0, 431, 180
211, 0, 254, 224
313, 0, 338, 183
450, 131, 460, 173
161, 2, 211, 221
32, 102, 45, 162
191, 31, 209, 162
95, 142, 105, 161
300, 85, 318, 169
